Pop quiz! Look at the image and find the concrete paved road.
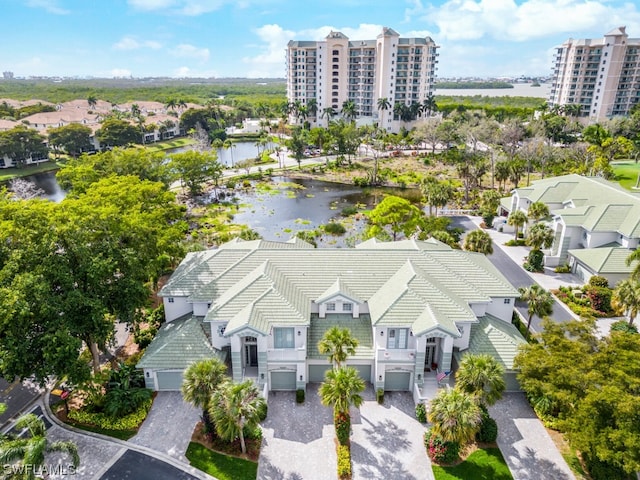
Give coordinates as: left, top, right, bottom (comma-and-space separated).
490, 393, 574, 480
99, 450, 199, 480
450, 216, 574, 333
0, 378, 42, 429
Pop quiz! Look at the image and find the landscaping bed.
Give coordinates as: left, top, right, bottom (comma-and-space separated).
432, 446, 512, 480
185, 442, 257, 480
190, 421, 261, 462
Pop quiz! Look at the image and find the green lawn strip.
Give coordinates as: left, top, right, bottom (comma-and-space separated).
432, 448, 513, 480
143, 138, 195, 152
612, 161, 640, 190
186, 442, 257, 480
0, 161, 62, 181
65, 420, 137, 441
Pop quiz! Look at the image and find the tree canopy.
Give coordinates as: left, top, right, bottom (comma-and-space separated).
366, 195, 423, 241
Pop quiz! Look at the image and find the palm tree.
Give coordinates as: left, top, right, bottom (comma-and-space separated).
341, 100, 357, 123
318, 326, 358, 369
612, 279, 640, 325
428, 388, 482, 445
87, 95, 98, 110
423, 93, 437, 117
307, 99, 318, 120
455, 354, 505, 407
507, 210, 528, 240
421, 177, 453, 216
165, 98, 177, 111
223, 139, 236, 167
463, 230, 493, 255
527, 201, 550, 223
319, 367, 365, 445
209, 380, 266, 455
321, 107, 335, 127
519, 285, 554, 334
0, 414, 80, 479
525, 223, 554, 251
377, 97, 391, 130
181, 358, 228, 417
627, 249, 640, 281
130, 103, 141, 117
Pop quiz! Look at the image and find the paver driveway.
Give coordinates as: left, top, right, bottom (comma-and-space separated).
258, 385, 432, 480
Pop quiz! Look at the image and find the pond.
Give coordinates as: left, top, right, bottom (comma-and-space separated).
167, 141, 263, 167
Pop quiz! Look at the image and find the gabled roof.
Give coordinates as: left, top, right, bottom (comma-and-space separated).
454, 315, 527, 371
569, 247, 635, 274
136, 315, 226, 369
316, 277, 360, 304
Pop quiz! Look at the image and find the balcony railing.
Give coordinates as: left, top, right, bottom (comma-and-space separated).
267, 346, 306, 361
377, 347, 417, 362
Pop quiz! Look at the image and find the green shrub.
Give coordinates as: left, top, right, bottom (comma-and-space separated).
341, 205, 358, 217
376, 388, 384, 404
353, 177, 369, 187
524, 249, 544, 272
583, 454, 632, 480
425, 431, 460, 464
476, 409, 498, 443
517, 232, 524, 239
68, 398, 152, 431
554, 264, 571, 273
242, 179, 251, 188
337, 445, 351, 478
610, 320, 638, 334
296, 389, 305, 404
134, 327, 156, 349
323, 222, 346, 235
588, 275, 609, 288
585, 286, 612, 313
334, 412, 351, 446
225, 180, 236, 189
243, 424, 263, 441
504, 239, 526, 246
566, 302, 597, 320
257, 402, 268, 422
481, 211, 495, 228
415, 403, 427, 423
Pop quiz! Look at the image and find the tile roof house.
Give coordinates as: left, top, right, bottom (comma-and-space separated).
501, 174, 640, 284
137, 237, 522, 394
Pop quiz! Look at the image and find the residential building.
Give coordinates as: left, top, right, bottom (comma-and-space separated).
549, 26, 640, 120
501, 174, 640, 283
137, 237, 524, 396
286, 27, 439, 132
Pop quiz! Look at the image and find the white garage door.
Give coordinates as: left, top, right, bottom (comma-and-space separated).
156, 371, 184, 391
271, 371, 296, 391
384, 372, 411, 391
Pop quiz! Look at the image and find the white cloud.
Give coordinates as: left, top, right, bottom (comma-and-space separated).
173, 66, 219, 77
169, 44, 210, 62
25, 0, 69, 15
127, 0, 176, 10
110, 68, 132, 78
127, 0, 249, 15
113, 36, 162, 50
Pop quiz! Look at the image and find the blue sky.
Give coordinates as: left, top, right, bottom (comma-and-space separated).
2, 0, 640, 79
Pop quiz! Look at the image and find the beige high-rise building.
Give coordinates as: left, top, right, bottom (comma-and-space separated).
549, 26, 640, 120
286, 27, 439, 132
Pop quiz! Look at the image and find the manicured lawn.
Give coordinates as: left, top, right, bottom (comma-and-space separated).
186, 442, 258, 480
612, 161, 640, 190
432, 448, 513, 480
143, 137, 194, 152
0, 160, 62, 181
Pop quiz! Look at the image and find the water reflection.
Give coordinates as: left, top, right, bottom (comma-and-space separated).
6, 171, 66, 202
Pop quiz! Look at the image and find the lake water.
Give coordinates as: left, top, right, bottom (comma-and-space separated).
168, 141, 263, 167
436, 83, 551, 98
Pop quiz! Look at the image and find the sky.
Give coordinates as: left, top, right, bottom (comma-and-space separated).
2, 0, 640, 79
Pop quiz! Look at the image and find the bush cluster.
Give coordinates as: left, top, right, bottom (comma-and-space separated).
337, 445, 351, 478
68, 398, 152, 431
341, 206, 358, 217
323, 222, 346, 235
296, 388, 305, 404
476, 407, 498, 443
376, 388, 384, 404
425, 431, 460, 464
524, 249, 544, 272
556, 285, 612, 318
415, 402, 427, 423
554, 264, 571, 273
504, 239, 526, 246
243, 424, 263, 441
257, 402, 268, 422
334, 412, 351, 446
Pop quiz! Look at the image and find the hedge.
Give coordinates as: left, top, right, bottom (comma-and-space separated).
68, 398, 152, 431
337, 445, 351, 478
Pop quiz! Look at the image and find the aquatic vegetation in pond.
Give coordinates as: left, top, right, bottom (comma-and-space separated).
294, 218, 311, 225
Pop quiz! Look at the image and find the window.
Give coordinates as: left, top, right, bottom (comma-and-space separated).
504, 298, 511, 304
326, 302, 336, 311
343, 303, 352, 312
168, 298, 174, 303
387, 328, 408, 349
274, 328, 294, 348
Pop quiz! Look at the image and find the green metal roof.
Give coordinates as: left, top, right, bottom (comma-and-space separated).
568, 247, 635, 274
307, 314, 374, 360
136, 315, 226, 369
454, 315, 527, 371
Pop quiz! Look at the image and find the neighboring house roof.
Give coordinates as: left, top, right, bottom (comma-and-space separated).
499, 197, 512, 213
161, 239, 519, 339
307, 314, 374, 360
0, 119, 18, 131
454, 315, 527, 371
568, 247, 635, 275
136, 314, 226, 369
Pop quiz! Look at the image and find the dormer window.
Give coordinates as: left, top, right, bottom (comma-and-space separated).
343, 303, 352, 312
326, 303, 336, 311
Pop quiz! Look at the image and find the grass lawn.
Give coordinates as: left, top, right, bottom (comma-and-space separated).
433, 448, 513, 480
612, 161, 640, 190
186, 442, 258, 480
0, 160, 62, 181
143, 137, 194, 152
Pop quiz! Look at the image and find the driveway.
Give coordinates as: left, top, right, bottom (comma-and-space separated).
129, 392, 201, 462
258, 385, 432, 480
490, 393, 574, 480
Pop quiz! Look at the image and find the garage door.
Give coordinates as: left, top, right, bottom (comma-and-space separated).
270, 371, 296, 391
384, 371, 411, 391
308, 365, 331, 382
156, 371, 183, 391
352, 365, 372, 383
504, 372, 521, 392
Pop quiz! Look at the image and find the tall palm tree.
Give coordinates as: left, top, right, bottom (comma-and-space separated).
612, 279, 640, 325
527, 201, 550, 223
423, 93, 437, 117
223, 139, 236, 167
165, 98, 177, 111
525, 223, 554, 251
307, 99, 318, 120
87, 95, 98, 110
507, 210, 528, 240
376, 97, 391, 130
463, 230, 493, 255
519, 285, 554, 334
627, 249, 640, 281
341, 100, 357, 123
209, 380, 266, 455
455, 354, 505, 407
318, 326, 358, 369
321, 107, 336, 127
181, 358, 228, 417
428, 388, 482, 445
0, 414, 80, 479
319, 366, 365, 445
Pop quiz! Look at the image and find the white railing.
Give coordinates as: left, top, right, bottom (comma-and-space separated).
266, 346, 306, 361
377, 348, 416, 362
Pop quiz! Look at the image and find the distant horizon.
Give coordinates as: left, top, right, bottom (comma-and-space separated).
3, 1, 640, 79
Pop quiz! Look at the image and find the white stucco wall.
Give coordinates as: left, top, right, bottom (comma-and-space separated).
586, 231, 618, 248
486, 298, 516, 322
469, 302, 488, 317
209, 321, 230, 350
452, 322, 472, 350
163, 296, 192, 321
318, 295, 361, 318
192, 302, 210, 317
621, 237, 639, 249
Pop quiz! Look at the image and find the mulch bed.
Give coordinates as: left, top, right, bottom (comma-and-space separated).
191, 421, 260, 462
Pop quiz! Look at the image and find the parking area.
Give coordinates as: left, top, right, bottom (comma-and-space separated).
258, 384, 432, 480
